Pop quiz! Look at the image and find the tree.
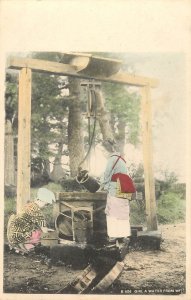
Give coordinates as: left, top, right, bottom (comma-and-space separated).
31, 71, 66, 182
5, 72, 18, 130
32, 52, 86, 178
67, 77, 85, 177
102, 82, 140, 154
4, 72, 18, 190
94, 87, 114, 142
31, 52, 70, 182
4, 119, 16, 187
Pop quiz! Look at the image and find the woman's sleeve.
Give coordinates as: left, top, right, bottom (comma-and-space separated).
100, 156, 115, 189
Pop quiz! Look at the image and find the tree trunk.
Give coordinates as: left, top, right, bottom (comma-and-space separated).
50, 139, 65, 182
68, 78, 85, 177
94, 88, 114, 141
44, 159, 51, 178
116, 118, 126, 156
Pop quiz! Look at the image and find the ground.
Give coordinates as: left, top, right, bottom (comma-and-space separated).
3, 223, 186, 295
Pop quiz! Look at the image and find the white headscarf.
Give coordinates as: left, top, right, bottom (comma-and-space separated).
37, 188, 55, 204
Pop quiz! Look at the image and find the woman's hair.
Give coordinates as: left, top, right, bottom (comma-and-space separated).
102, 138, 118, 153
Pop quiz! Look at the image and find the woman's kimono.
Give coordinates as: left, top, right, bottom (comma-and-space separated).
100, 152, 131, 238
7, 202, 46, 253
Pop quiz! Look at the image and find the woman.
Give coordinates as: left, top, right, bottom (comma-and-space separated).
100, 139, 135, 243
7, 188, 55, 254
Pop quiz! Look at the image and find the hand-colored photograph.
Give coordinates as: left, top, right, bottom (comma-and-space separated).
0, 1, 190, 299
3, 51, 186, 295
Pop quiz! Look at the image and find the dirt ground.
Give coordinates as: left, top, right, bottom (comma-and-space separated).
3, 223, 186, 295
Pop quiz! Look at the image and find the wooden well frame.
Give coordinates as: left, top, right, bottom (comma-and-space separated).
6, 53, 159, 230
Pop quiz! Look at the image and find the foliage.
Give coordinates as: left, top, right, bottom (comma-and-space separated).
130, 191, 185, 226
4, 196, 16, 234
5, 52, 71, 182
171, 183, 186, 199
102, 82, 140, 146
130, 164, 185, 225
31, 52, 69, 162
130, 200, 147, 225
157, 192, 185, 224
157, 170, 178, 192
5, 73, 18, 130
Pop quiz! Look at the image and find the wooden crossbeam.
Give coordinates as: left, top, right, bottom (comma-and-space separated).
7, 56, 158, 88
56, 191, 107, 202
7, 56, 77, 75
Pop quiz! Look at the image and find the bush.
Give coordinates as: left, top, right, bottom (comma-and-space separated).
157, 192, 186, 224
4, 197, 16, 234
130, 200, 146, 226
129, 191, 186, 226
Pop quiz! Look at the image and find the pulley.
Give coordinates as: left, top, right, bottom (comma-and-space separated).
81, 80, 101, 118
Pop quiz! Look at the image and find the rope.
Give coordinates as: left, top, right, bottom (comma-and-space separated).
78, 88, 97, 170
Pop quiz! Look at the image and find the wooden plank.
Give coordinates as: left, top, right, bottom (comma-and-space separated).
68, 54, 122, 76
7, 56, 77, 75
17, 68, 31, 213
56, 191, 107, 202
7, 56, 158, 88
92, 262, 124, 293
131, 225, 143, 231
137, 230, 161, 239
140, 85, 158, 230
92, 70, 159, 88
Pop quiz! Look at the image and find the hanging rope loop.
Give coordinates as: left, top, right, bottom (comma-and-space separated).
78, 80, 101, 173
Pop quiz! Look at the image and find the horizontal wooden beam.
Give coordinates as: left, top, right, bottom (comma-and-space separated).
7, 56, 158, 88
7, 56, 78, 75
56, 191, 107, 202
97, 71, 158, 88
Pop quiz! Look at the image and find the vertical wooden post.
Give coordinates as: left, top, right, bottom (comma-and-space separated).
140, 85, 158, 231
17, 68, 32, 213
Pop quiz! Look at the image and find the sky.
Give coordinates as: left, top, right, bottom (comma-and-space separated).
123, 53, 187, 182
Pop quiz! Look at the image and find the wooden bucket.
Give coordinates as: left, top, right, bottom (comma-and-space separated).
40, 230, 58, 246
73, 219, 93, 243
76, 174, 100, 193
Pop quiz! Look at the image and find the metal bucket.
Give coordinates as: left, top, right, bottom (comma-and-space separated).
76, 172, 100, 193
55, 209, 94, 243
73, 219, 93, 243
55, 212, 73, 239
